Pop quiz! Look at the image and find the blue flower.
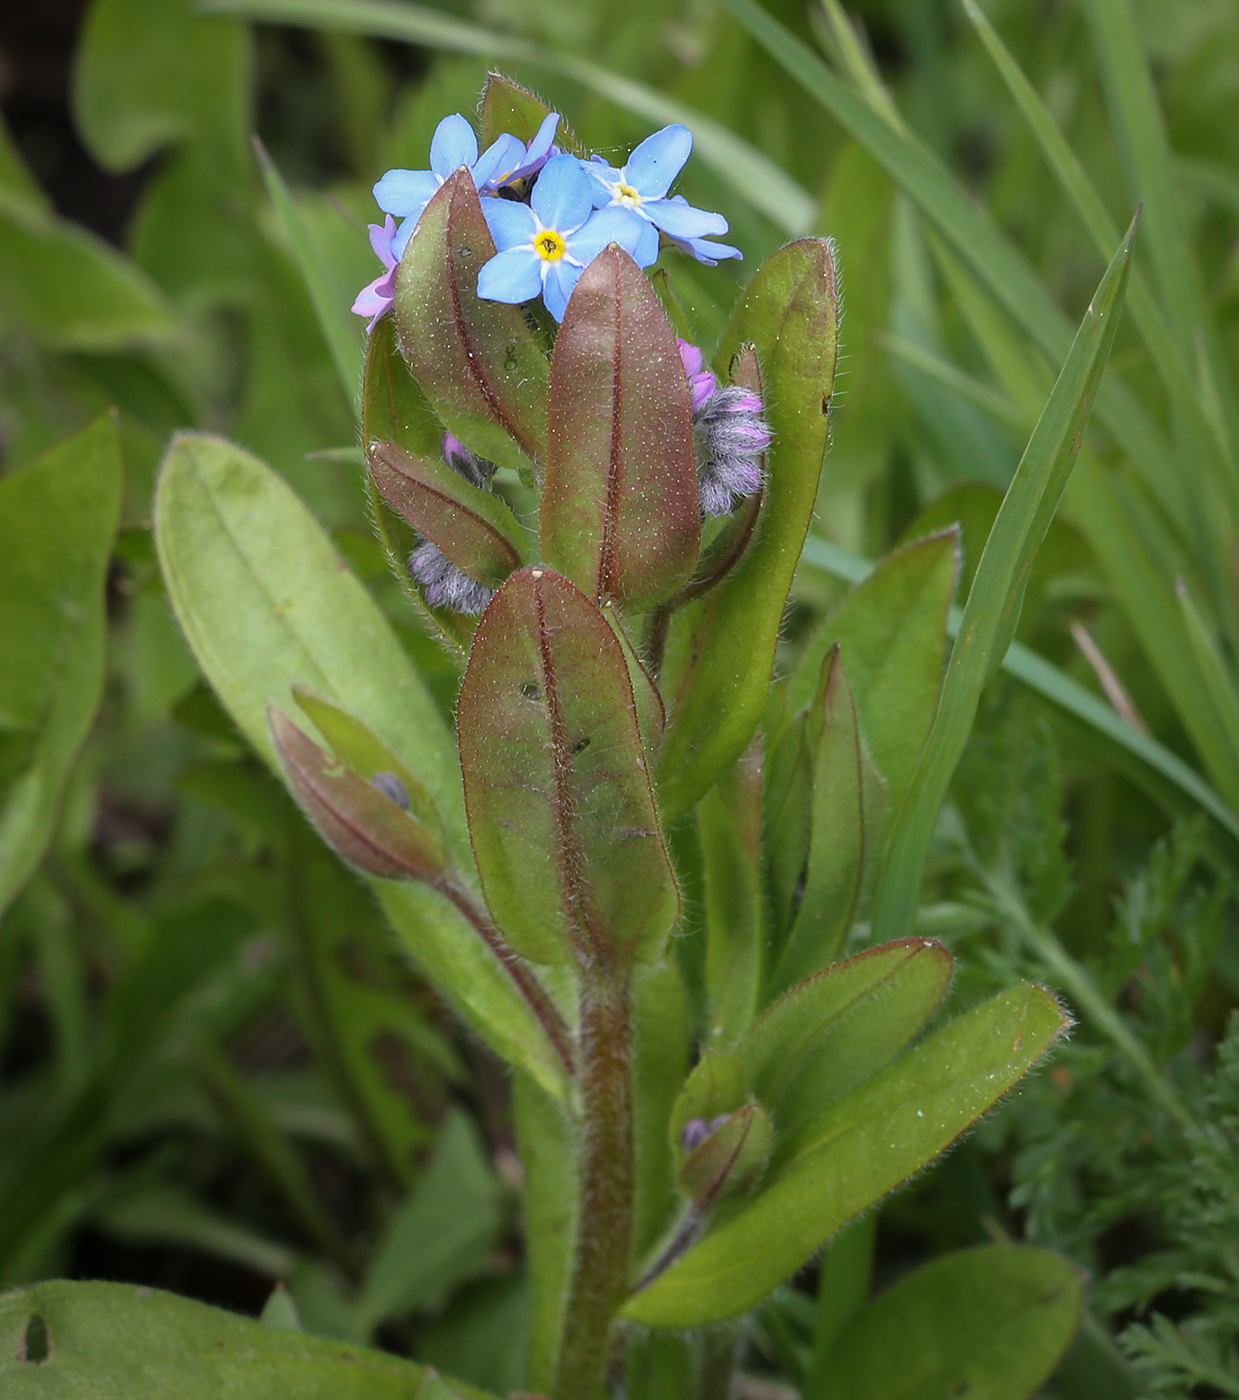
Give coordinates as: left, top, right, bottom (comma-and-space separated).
373, 113, 523, 258
481, 111, 561, 191
579, 124, 741, 267
351, 215, 399, 331
477, 155, 646, 321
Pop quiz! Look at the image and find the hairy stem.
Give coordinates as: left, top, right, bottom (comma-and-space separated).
641, 605, 672, 681
554, 972, 634, 1400
440, 878, 576, 1078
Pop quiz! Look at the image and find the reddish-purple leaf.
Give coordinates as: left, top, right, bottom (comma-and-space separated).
542, 247, 700, 611
369, 440, 526, 588
394, 171, 547, 474
457, 567, 679, 967
269, 706, 446, 882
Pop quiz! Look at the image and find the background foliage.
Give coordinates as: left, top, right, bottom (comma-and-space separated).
2, 0, 1238, 1394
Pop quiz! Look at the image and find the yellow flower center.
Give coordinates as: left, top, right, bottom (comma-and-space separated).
613, 182, 643, 208
534, 229, 566, 261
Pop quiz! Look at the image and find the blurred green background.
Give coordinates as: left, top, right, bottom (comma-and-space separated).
2, 0, 1239, 1394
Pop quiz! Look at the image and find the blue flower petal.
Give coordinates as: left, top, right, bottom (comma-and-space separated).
477, 246, 543, 305
673, 234, 744, 265
541, 259, 580, 322
482, 197, 537, 250
429, 113, 479, 177
567, 206, 650, 268
530, 154, 596, 233
391, 216, 418, 259
525, 111, 561, 166
475, 133, 525, 188
645, 197, 728, 239
624, 124, 692, 199
373, 168, 440, 217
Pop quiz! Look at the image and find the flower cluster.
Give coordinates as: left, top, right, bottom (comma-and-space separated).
353, 111, 739, 326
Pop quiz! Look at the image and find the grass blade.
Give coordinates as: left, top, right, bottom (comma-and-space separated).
869, 218, 1136, 940
254, 136, 360, 409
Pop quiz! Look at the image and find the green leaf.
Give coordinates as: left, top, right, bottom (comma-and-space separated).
0, 1280, 494, 1398
542, 247, 699, 610
512, 1071, 579, 1392
458, 567, 678, 966
699, 740, 764, 1045
788, 528, 959, 818
657, 239, 840, 821
871, 221, 1135, 943
739, 939, 952, 1154
361, 311, 443, 459
73, 0, 251, 170
369, 441, 527, 589
631, 962, 690, 1261
0, 416, 123, 918
351, 1112, 503, 1336
154, 434, 570, 1101
478, 72, 585, 157
0, 203, 178, 350
773, 649, 888, 991
394, 172, 547, 474
677, 1104, 773, 1207
1174, 581, 1239, 811
822, 1245, 1083, 1400
623, 983, 1068, 1326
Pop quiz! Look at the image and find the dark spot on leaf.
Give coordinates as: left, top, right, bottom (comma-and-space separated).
521, 681, 541, 700
572, 736, 591, 755
822, 394, 832, 416
951, 1383, 970, 1397
21, 1314, 49, 1363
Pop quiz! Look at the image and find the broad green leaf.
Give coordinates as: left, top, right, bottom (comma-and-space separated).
872, 222, 1135, 943
0, 1280, 494, 1399
823, 1245, 1083, 1400
0, 113, 50, 218
543, 247, 699, 610
154, 434, 461, 835
699, 740, 764, 1045
762, 696, 813, 938
806, 1214, 877, 1398
773, 650, 888, 991
631, 962, 690, 1261
370, 441, 527, 588
394, 172, 547, 474
513, 1072, 578, 1394
658, 239, 840, 821
202, 0, 817, 236
788, 529, 959, 817
154, 434, 570, 1100
458, 567, 678, 966
738, 939, 952, 1155
0, 203, 177, 351
350, 1112, 502, 1336
0, 416, 123, 917
362, 311, 442, 458
623, 983, 1068, 1326
74, 0, 250, 170
478, 72, 585, 157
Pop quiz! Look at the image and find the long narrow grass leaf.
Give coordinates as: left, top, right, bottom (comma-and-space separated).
870, 219, 1135, 940
254, 137, 360, 408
